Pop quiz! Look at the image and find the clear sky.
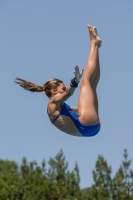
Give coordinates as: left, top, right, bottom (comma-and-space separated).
0, 1, 133, 189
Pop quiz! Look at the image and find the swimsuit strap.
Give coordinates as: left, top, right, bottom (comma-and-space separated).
51, 113, 61, 123
48, 103, 77, 124
51, 103, 66, 123
47, 104, 64, 124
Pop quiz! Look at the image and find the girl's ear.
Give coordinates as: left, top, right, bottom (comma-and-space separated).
51, 88, 57, 95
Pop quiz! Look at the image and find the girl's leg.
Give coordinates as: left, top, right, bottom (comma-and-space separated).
92, 50, 100, 115
78, 25, 101, 125
91, 26, 101, 116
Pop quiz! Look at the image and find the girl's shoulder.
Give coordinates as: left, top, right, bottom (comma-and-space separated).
48, 99, 64, 113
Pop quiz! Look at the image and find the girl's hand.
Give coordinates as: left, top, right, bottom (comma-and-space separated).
74, 65, 84, 82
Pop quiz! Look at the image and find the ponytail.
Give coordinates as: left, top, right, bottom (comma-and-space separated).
14, 77, 63, 98
14, 78, 44, 92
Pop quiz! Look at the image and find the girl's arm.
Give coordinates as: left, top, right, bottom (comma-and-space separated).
52, 65, 84, 103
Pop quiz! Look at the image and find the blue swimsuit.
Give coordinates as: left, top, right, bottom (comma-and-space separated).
48, 102, 100, 137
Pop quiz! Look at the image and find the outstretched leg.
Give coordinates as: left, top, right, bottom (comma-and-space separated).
78, 25, 102, 125
91, 26, 100, 115
91, 50, 100, 117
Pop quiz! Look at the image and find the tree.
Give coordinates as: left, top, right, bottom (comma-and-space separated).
0, 149, 133, 200
0, 150, 84, 200
0, 160, 20, 200
111, 149, 133, 200
87, 155, 112, 200
47, 149, 83, 200
85, 149, 133, 200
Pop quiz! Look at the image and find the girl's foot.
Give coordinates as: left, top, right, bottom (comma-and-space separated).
87, 24, 102, 48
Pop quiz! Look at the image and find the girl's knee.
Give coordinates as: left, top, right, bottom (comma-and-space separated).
80, 78, 91, 89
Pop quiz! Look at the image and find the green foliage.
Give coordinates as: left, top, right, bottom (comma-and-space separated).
87, 155, 112, 200
47, 149, 83, 199
0, 149, 133, 200
0, 150, 84, 200
85, 149, 133, 200
111, 149, 133, 200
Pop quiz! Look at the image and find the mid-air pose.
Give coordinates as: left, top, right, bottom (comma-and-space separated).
15, 24, 102, 137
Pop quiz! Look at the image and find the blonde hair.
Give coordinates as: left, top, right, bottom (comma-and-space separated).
14, 77, 63, 98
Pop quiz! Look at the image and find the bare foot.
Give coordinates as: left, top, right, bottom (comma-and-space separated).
87, 24, 102, 48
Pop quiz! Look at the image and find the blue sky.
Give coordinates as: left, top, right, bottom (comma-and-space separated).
0, 1, 133, 189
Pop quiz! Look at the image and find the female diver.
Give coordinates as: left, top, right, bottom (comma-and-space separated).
15, 24, 102, 137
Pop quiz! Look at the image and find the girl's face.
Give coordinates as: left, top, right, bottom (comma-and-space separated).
52, 83, 66, 96
56, 83, 66, 94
